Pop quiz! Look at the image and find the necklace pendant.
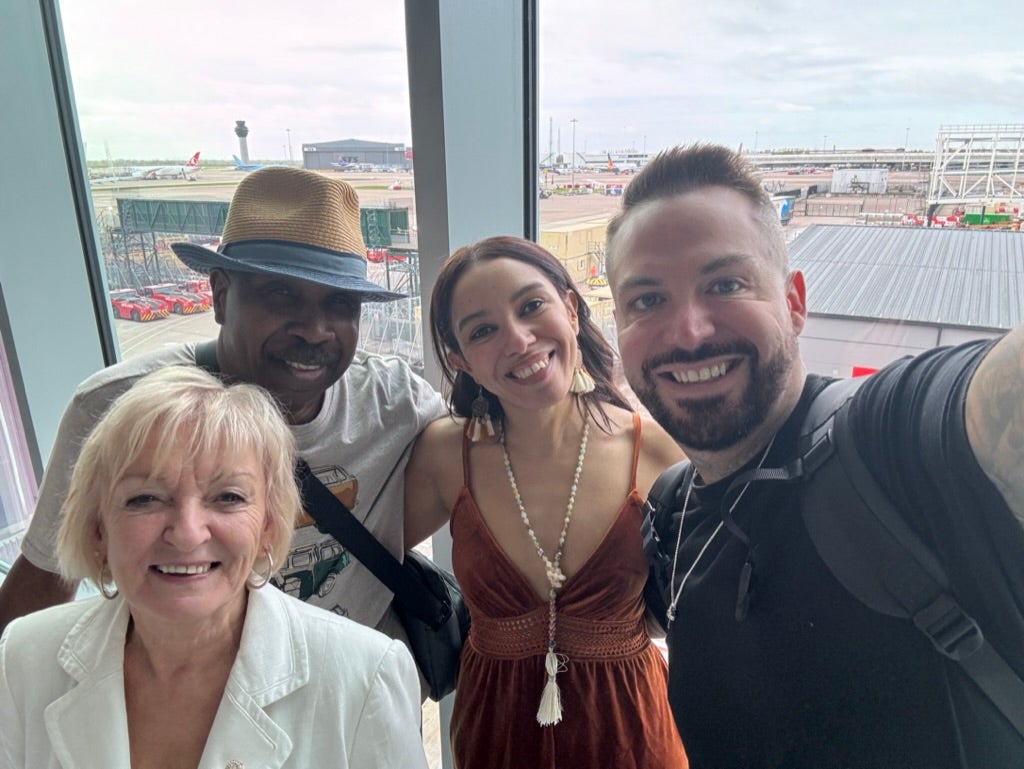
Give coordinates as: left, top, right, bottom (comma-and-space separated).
547, 565, 566, 588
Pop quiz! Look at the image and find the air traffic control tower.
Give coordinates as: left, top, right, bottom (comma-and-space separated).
235, 120, 250, 164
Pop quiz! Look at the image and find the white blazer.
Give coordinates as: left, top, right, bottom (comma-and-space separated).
0, 586, 427, 769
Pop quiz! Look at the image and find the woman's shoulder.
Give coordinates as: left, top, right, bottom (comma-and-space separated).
260, 586, 383, 641
273, 593, 418, 694
3, 595, 103, 645
413, 414, 466, 463
422, 413, 465, 441
1, 597, 115, 681
639, 414, 685, 461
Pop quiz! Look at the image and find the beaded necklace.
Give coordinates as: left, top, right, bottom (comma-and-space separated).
501, 416, 590, 726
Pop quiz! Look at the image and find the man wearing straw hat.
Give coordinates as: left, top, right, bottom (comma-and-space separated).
0, 167, 445, 644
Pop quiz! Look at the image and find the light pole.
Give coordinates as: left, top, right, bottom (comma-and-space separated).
286, 128, 293, 163
754, 131, 759, 152
823, 135, 828, 152
570, 117, 578, 192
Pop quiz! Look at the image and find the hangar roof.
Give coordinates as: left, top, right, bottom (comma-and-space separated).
304, 138, 404, 150
788, 224, 1023, 330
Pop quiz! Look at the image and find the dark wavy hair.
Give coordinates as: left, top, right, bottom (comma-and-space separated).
429, 235, 630, 432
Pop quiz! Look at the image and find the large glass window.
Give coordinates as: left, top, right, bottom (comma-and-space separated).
539, 1, 1020, 379
60, 0, 425, 369
0, 326, 38, 574
54, 3, 440, 761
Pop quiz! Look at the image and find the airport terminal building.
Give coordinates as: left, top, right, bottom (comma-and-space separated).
301, 138, 412, 171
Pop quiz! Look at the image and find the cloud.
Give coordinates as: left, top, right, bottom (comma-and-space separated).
60, 0, 1023, 159
771, 102, 815, 113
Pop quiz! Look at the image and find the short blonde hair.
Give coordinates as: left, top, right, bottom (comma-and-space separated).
57, 365, 300, 588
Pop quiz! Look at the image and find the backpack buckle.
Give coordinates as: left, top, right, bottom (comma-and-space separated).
912, 593, 984, 661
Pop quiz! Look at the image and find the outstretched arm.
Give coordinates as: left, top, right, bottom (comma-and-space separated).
0, 556, 77, 636
403, 418, 461, 549
965, 324, 1024, 523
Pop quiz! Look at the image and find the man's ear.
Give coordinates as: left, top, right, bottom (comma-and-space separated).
786, 270, 808, 335
210, 270, 229, 325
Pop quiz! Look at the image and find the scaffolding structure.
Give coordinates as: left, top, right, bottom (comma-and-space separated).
99, 198, 416, 294
927, 124, 1024, 206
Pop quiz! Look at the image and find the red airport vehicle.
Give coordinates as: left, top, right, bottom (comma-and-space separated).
177, 278, 213, 304
366, 247, 407, 263
109, 289, 169, 322
141, 283, 211, 314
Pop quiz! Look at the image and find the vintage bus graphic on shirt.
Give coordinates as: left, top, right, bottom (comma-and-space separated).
274, 463, 359, 603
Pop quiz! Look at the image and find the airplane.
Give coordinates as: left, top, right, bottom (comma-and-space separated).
141, 152, 201, 179
606, 153, 639, 174
89, 152, 200, 184
330, 159, 359, 171
233, 155, 270, 172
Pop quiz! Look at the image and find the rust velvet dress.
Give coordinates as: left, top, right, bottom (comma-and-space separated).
449, 414, 687, 769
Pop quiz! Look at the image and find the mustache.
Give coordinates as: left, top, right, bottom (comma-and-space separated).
641, 341, 758, 375
275, 344, 340, 367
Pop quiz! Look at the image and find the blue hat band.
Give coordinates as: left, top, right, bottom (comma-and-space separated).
219, 240, 368, 280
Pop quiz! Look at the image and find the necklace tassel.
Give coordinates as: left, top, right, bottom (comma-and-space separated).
537, 651, 564, 725
503, 418, 589, 728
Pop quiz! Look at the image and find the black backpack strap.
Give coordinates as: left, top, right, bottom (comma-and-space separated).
719, 377, 866, 502
801, 382, 1024, 736
642, 460, 694, 631
295, 459, 453, 630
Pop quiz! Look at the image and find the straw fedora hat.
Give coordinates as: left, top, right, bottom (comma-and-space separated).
171, 166, 403, 302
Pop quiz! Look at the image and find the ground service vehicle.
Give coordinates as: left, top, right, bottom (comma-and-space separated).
177, 278, 213, 304
141, 283, 210, 314
109, 289, 169, 322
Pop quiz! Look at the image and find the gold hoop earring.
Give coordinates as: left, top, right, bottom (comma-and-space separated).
248, 547, 275, 589
570, 347, 596, 395
469, 386, 496, 442
98, 562, 118, 600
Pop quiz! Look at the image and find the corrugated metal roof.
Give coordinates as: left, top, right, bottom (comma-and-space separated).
788, 224, 1024, 330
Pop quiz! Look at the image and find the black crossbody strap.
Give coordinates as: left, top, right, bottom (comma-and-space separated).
193, 340, 452, 629
295, 462, 451, 629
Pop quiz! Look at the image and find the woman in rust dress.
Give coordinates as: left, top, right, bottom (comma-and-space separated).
405, 236, 687, 768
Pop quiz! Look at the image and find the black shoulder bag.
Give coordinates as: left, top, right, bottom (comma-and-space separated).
194, 340, 469, 701
296, 461, 469, 702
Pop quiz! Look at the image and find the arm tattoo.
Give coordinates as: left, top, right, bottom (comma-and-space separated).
966, 327, 1024, 524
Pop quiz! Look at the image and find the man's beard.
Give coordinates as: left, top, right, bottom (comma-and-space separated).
632, 338, 797, 452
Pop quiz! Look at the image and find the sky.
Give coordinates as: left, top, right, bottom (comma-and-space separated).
59, 0, 1024, 162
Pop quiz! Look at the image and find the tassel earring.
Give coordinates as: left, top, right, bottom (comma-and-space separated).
469, 387, 495, 442
570, 348, 596, 394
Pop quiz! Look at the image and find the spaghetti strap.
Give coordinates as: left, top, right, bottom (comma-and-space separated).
630, 412, 642, 490
461, 423, 473, 486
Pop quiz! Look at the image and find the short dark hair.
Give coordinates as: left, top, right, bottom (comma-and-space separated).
606, 143, 786, 273
429, 235, 629, 431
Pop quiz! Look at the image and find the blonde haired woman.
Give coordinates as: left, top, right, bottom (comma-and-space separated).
0, 366, 426, 769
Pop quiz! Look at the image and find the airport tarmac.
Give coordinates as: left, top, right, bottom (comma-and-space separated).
106, 165, 932, 360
